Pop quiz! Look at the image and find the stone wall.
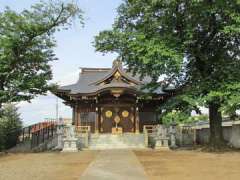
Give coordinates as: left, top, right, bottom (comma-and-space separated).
176, 126, 196, 146
179, 123, 240, 148
78, 134, 89, 149
230, 125, 240, 148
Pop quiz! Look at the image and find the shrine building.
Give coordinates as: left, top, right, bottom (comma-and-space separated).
54, 60, 174, 134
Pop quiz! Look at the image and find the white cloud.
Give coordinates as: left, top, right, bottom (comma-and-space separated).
56, 70, 80, 86
18, 94, 72, 126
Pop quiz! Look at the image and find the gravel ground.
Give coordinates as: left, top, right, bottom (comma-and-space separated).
134, 150, 240, 180
0, 151, 97, 180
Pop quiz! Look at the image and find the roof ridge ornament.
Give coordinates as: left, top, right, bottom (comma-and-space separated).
112, 59, 123, 69
89, 59, 142, 86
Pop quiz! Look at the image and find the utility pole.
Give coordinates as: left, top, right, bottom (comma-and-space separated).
55, 97, 63, 150
56, 97, 59, 122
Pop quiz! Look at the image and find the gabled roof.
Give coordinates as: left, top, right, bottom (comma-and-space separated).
56, 60, 169, 96
91, 60, 142, 86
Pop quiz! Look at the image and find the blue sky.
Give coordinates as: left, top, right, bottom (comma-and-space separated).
0, 0, 122, 125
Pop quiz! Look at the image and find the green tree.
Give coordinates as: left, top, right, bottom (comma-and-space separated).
161, 110, 189, 125
0, 104, 22, 150
95, 0, 240, 148
221, 83, 240, 120
0, 0, 83, 110
161, 110, 208, 125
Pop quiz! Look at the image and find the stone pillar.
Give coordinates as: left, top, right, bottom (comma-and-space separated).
193, 128, 197, 145
62, 123, 78, 152
230, 124, 240, 148
135, 107, 140, 134
170, 124, 177, 149
179, 125, 183, 146
154, 125, 169, 150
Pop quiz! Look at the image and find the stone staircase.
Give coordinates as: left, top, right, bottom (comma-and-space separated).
89, 133, 146, 150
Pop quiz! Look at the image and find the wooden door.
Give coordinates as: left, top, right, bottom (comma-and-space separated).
101, 107, 115, 133
101, 106, 134, 133
118, 107, 134, 133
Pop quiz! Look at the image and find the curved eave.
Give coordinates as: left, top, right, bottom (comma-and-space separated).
90, 66, 142, 86
53, 89, 71, 93
54, 87, 168, 98
51, 89, 71, 98
69, 86, 139, 97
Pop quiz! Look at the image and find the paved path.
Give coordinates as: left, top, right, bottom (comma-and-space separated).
79, 150, 147, 180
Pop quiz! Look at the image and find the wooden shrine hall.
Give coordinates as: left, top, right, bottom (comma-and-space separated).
54, 60, 174, 134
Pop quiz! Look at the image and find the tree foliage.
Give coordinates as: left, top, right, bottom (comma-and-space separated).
161, 110, 208, 125
0, 104, 22, 151
0, 0, 83, 109
95, 0, 240, 148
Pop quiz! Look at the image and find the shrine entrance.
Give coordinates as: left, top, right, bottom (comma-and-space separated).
100, 106, 135, 134
54, 60, 171, 135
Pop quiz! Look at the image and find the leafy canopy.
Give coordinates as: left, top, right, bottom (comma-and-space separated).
161, 110, 208, 125
95, 0, 240, 112
0, 0, 83, 107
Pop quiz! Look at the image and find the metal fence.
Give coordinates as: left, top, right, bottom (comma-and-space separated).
18, 121, 57, 149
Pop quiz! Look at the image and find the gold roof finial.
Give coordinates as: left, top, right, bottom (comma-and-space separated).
112, 59, 122, 68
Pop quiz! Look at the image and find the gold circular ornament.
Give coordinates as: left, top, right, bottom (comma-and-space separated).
114, 116, 121, 124
122, 110, 129, 118
105, 110, 112, 118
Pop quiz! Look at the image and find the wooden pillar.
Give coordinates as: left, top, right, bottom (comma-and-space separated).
74, 104, 79, 126
95, 107, 99, 134
99, 107, 102, 133
135, 106, 140, 134
77, 107, 81, 126
72, 107, 75, 125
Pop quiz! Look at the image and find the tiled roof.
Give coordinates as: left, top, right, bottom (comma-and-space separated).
57, 60, 171, 95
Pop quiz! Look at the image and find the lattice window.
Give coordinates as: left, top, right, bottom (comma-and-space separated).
80, 112, 96, 133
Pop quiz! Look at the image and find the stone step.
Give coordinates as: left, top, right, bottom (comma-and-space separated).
88, 133, 146, 150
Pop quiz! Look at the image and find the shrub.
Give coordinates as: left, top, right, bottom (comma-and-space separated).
161, 111, 190, 125
0, 104, 22, 151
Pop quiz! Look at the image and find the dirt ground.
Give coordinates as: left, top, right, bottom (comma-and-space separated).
134, 150, 240, 180
1, 150, 240, 180
0, 151, 97, 180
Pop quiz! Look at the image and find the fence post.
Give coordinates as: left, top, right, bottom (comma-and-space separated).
193, 128, 197, 145
143, 126, 148, 147
42, 127, 45, 143
51, 124, 53, 137
47, 124, 50, 139
179, 125, 183, 146
22, 128, 25, 142
31, 133, 33, 148
37, 131, 39, 147
28, 126, 31, 140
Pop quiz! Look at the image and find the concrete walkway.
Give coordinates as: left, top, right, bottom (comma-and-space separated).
79, 150, 148, 180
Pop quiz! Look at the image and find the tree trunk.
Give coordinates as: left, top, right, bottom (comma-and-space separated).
0, 102, 2, 117
209, 102, 225, 149
0, 79, 3, 114
229, 111, 237, 121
